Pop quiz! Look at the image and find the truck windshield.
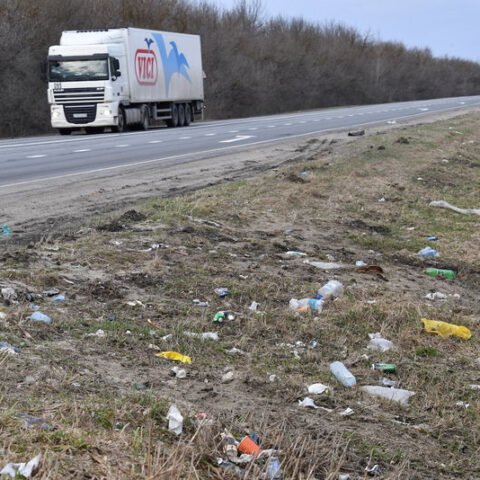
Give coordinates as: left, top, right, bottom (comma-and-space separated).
48, 59, 109, 82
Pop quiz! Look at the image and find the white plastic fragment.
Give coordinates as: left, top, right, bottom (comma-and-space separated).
167, 404, 183, 435
430, 200, 480, 216
184, 331, 219, 341
303, 259, 348, 270
339, 408, 354, 417
222, 371, 234, 383
226, 347, 246, 355
367, 334, 393, 352
248, 301, 259, 312
360, 386, 415, 406
171, 366, 187, 379
307, 383, 329, 395
298, 397, 319, 409
86, 329, 105, 338
425, 292, 448, 301
456, 401, 470, 409
1, 454, 41, 478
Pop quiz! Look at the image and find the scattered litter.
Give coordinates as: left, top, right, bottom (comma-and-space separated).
355, 260, 367, 267
365, 464, 381, 476
317, 280, 344, 300
298, 397, 319, 409
424, 268, 456, 280
425, 292, 448, 301
171, 366, 187, 379
303, 259, 348, 270
429, 200, 480, 216
248, 301, 259, 312
193, 299, 209, 307
265, 457, 282, 479
339, 474, 351, 480
214, 287, 230, 298
156, 351, 192, 364
226, 347, 246, 355
0, 312, 6, 321
307, 383, 329, 395
184, 331, 219, 341
371, 363, 397, 373
348, 129, 365, 136
86, 329, 105, 338
421, 318, 471, 339
52, 294, 65, 303
289, 298, 323, 313
469, 384, 480, 391
29, 311, 52, 324
213, 310, 236, 323
309, 340, 319, 349
126, 300, 144, 307
367, 333, 393, 352
285, 251, 307, 257
1, 224, 12, 237
0, 342, 20, 354
1, 287, 17, 303
167, 404, 183, 435
427, 235, 439, 241
0, 454, 41, 478
360, 386, 415, 406
417, 246, 439, 257
222, 371, 234, 383
43, 288, 60, 297
133, 382, 149, 391
268, 374, 278, 382
17, 413, 53, 431
160, 334, 173, 341
339, 408, 354, 417
378, 197, 386, 203
456, 401, 470, 409
381, 377, 398, 387
330, 361, 357, 388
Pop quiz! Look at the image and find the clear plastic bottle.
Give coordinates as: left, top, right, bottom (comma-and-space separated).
317, 280, 344, 300
329, 361, 356, 387
289, 298, 323, 313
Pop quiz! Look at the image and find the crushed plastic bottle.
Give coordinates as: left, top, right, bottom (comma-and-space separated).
317, 280, 344, 300
421, 318, 472, 339
289, 298, 323, 313
29, 312, 52, 324
417, 246, 439, 257
266, 457, 283, 479
360, 386, 415, 406
329, 361, 356, 388
424, 268, 456, 280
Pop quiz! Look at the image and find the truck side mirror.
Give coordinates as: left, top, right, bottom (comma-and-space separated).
113, 58, 121, 78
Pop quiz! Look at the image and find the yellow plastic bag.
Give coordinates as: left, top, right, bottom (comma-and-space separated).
156, 351, 192, 364
421, 318, 472, 340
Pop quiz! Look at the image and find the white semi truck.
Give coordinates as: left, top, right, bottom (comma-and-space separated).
47, 28, 204, 135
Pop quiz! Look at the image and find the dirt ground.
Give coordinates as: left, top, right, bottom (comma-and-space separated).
1, 111, 479, 479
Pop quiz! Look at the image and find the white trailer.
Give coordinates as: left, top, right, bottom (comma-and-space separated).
47, 28, 204, 134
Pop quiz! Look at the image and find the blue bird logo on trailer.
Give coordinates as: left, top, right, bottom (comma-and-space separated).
151, 33, 191, 95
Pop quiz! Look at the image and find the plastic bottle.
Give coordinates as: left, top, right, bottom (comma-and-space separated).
29, 311, 52, 324
317, 280, 344, 300
360, 386, 415, 406
371, 363, 397, 373
266, 457, 283, 479
417, 247, 439, 257
289, 298, 323, 313
424, 268, 456, 281
329, 361, 356, 388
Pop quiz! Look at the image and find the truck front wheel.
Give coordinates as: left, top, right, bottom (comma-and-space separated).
114, 108, 125, 133
58, 129, 72, 136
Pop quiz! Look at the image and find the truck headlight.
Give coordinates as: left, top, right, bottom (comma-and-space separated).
52, 110, 61, 119
99, 106, 113, 116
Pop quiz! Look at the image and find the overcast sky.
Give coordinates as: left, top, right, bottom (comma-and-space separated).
209, 0, 480, 62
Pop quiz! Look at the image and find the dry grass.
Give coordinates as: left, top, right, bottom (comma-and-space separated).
0, 113, 479, 479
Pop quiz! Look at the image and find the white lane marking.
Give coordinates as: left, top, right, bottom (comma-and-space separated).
179, 136, 191, 140
205, 133, 216, 136
299, 121, 306, 124
348, 114, 354, 117
284, 123, 292, 126
248, 127, 257, 130
26, 154, 46, 159
148, 140, 162, 144
2, 102, 479, 191
229, 130, 239, 133
115, 144, 130, 148
220, 135, 254, 143
419, 108, 429, 111
267, 125, 276, 128
73, 149, 91, 153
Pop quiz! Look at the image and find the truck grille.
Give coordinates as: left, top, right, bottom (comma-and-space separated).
54, 87, 105, 104
63, 104, 97, 124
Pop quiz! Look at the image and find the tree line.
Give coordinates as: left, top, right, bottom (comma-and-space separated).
1, 0, 479, 137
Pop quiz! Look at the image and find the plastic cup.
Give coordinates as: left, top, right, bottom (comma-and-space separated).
237, 436, 261, 455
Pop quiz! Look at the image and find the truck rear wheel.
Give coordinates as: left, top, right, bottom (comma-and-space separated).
58, 129, 72, 136
184, 104, 192, 126
140, 106, 150, 131
178, 104, 185, 127
166, 104, 179, 128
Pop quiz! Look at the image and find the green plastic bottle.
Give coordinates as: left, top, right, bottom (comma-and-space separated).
424, 268, 456, 281
372, 363, 397, 373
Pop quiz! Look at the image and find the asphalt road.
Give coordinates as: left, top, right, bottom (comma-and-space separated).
1, 95, 479, 190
